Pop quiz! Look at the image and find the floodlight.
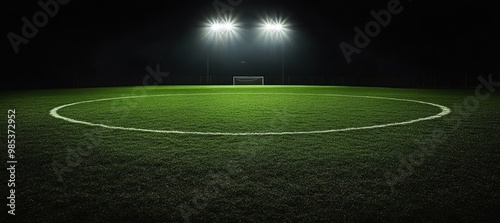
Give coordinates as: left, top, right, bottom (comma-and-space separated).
223, 23, 234, 31
202, 16, 241, 47
258, 19, 289, 43
211, 23, 221, 31
265, 23, 284, 32
209, 21, 235, 33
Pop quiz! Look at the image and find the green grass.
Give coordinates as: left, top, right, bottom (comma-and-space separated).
1, 85, 499, 222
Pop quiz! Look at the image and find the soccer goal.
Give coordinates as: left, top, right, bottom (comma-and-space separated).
233, 76, 265, 85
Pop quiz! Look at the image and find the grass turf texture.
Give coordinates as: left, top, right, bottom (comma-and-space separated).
1, 86, 499, 222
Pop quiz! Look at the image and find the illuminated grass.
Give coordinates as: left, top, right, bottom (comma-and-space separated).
1, 86, 499, 222
55, 93, 442, 133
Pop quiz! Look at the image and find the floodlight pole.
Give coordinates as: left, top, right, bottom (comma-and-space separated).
282, 46, 285, 85
206, 54, 210, 85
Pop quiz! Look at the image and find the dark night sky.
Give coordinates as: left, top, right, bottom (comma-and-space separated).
2, 0, 499, 88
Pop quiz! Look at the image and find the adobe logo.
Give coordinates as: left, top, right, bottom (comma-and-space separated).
7, 0, 71, 54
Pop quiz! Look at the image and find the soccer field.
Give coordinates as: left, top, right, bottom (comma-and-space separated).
2, 85, 499, 222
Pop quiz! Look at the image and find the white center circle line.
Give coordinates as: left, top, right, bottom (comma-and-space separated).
49, 93, 451, 136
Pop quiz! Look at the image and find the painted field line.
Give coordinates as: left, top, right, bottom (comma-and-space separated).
50, 93, 451, 136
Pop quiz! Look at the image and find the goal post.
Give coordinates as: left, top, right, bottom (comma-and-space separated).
233, 76, 265, 85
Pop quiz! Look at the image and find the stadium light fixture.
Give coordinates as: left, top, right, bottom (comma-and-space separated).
210, 23, 222, 31
210, 21, 235, 32
260, 18, 288, 36
264, 23, 284, 32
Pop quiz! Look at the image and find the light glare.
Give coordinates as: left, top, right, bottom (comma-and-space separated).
265, 23, 284, 32
210, 21, 235, 32
211, 24, 221, 31
202, 16, 241, 49
256, 15, 291, 47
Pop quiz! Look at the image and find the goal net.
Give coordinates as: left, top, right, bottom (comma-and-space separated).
233, 76, 265, 85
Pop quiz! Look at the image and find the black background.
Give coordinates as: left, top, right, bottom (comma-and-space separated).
2, 0, 499, 89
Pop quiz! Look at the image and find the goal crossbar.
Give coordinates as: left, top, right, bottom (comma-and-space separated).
233, 76, 265, 85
